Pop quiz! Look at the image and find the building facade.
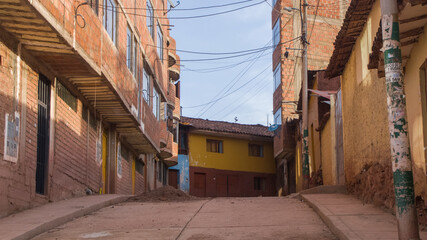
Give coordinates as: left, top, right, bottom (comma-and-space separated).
271, 0, 348, 194
0, 0, 181, 217
170, 117, 276, 197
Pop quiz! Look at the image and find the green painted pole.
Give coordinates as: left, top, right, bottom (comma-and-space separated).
380, 0, 420, 239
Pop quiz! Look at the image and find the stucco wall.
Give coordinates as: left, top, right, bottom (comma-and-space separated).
321, 119, 334, 185
308, 81, 322, 175
341, 1, 391, 182
188, 133, 275, 174
403, 24, 427, 200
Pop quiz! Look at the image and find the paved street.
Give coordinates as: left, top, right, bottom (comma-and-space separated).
33, 197, 336, 240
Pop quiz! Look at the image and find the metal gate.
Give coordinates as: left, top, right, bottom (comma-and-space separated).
35, 75, 51, 195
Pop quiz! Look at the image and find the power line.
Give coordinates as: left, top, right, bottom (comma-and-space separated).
102, 0, 266, 20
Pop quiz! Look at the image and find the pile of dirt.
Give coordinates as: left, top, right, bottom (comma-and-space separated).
416, 196, 427, 230
347, 162, 395, 209
128, 186, 199, 202
310, 168, 323, 187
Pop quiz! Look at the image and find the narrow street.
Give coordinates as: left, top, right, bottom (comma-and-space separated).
33, 197, 336, 240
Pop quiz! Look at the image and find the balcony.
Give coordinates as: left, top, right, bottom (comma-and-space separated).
0, 0, 162, 155
274, 119, 298, 159
159, 121, 175, 165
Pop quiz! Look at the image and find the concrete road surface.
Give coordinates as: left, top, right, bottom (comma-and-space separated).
33, 197, 336, 240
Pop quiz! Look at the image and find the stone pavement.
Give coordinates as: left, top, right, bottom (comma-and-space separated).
0, 194, 130, 240
301, 193, 427, 240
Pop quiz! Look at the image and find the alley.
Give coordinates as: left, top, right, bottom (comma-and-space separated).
33, 197, 336, 240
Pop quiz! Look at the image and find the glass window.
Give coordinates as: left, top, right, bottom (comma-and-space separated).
274, 108, 282, 125
143, 69, 150, 105
147, 0, 154, 39
126, 26, 132, 70
273, 19, 280, 49
153, 87, 159, 120
103, 0, 117, 44
206, 139, 223, 153
133, 37, 138, 76
254, 177, 266, 190
274, 64, 281, 90
157, 25, 163, 61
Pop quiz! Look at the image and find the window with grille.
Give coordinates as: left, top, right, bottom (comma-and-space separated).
254, 177, 266, 191
146, 0, 154, 39
206, 139, 223, 153
143, 69, 150, 105
249, 144, 264, 157
157, 24, 163, 61
57, 81, 77, 112
272, 19, 280, 49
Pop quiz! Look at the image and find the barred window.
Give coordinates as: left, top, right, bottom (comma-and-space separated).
57, 81, 77, 112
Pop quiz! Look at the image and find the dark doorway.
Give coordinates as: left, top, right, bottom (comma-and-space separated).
35, 74, 51, 195
193, 172, 206, 197
168, 169, 179, 189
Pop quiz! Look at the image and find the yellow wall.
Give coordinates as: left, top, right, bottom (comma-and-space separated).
308, 80, 322, 175
295, 141, 303, 192
188, 133, 276, 174
341, 0, 391, 180
403, 23, 427, 200
321, 119, 334, 185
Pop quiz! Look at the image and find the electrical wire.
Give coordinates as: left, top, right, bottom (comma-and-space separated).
103, 0, 266, 20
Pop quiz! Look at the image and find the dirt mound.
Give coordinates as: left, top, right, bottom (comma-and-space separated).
347, 162, 395, 209
128, 186, 199, 202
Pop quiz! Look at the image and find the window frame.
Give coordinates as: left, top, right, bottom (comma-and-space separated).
274, 108, 282, 125
153, 87, 160, 120
248, 144, 264, 157
254, 177, 266, 191
273, 63, 281, 90
146, 0, 154, 40
272, 19, 280, 49
143, 68, 151, 106
103, 0, 117, 45
206, 139, 223, 153
157, 23, 163, 62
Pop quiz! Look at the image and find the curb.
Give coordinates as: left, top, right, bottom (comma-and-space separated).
301, 194, 360, 240
13, 195, 130, 240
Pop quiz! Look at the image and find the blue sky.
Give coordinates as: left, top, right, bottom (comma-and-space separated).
168, 0, 274, 125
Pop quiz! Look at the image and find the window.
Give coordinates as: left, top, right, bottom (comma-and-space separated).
146, 0, 154, 39
254, 177, 266, 191
206, 139, 223, 153
57, 81, 77, 112
272, 0, 277, 6
153, 87, 160, 120
274, 64, 281, 90
103, 0, 117, 44
274, 108, 281, 125
126, 26, 132, 70
272, 19, 280, 49
88, 0, 99, 15
249, 144, 264, 157
179, 128, 188, 155
133, 37, 138, 76
157, 24, 163, 61
143, 69, 150, 105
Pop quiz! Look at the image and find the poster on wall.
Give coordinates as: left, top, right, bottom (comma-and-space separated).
4, 112, 20, 163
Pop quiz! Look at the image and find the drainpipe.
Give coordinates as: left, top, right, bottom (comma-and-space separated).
380, 0, 420, 239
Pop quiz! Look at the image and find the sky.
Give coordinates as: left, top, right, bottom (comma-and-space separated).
168, 0, 274, 125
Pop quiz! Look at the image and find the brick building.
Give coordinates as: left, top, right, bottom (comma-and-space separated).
0, 0, 181, 217
171, 117, 276, 197
271, 0, 348, 194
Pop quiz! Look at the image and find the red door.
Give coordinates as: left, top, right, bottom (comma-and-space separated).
227, 175, 240, 197
168, 169, 178, 189
193, 172, 206, 197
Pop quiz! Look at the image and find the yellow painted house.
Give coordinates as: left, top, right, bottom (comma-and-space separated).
180, 117, 276, 197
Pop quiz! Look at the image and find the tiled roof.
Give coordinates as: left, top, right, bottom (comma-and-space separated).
181, 117, 274, 138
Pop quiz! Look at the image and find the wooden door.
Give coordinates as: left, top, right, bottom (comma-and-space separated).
216, 175, 228, 197
168, 169, 178, 189
193, 172, 206, 197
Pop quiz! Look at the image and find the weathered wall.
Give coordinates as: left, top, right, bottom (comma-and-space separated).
403, 23, 427, 201
295, 140, 303, 192
188, 133, 275, 174
340, 1, 394, 202
321, 119, 334, 185
169, 154, 190, 193
307, 81, 322, 176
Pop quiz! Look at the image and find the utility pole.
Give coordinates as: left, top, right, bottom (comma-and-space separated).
301, 0, 310, 190
380, 0, 420, 239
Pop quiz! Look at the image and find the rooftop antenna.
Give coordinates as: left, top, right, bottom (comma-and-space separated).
167, 0, 180, 14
